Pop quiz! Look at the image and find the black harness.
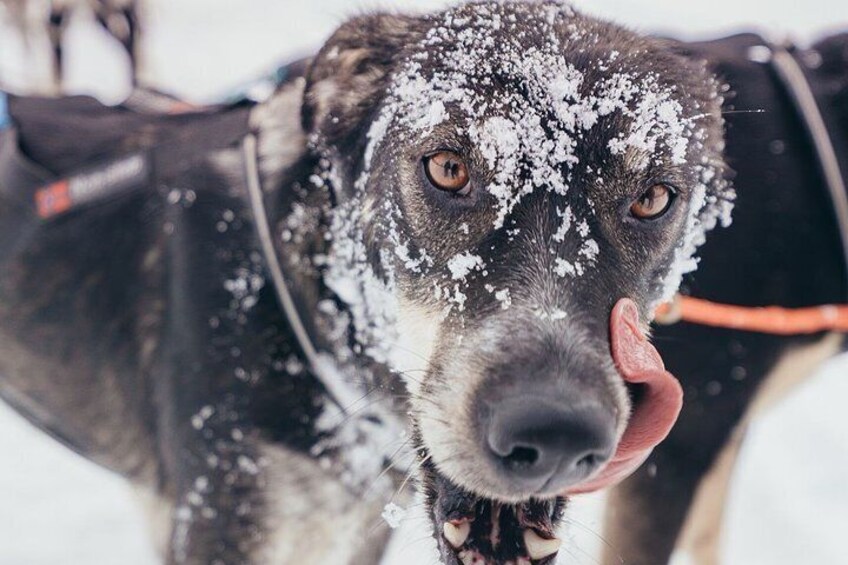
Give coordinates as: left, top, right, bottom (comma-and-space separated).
0, 95, 253, 219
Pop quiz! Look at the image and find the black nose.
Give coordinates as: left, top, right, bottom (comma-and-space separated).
484, 394, 616, 493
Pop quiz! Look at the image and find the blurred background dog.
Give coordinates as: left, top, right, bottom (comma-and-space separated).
0, 0, 141, 93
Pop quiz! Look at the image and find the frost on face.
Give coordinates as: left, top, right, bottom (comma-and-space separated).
347, 2, 729, 309
485, 284, 513, 310
303, 2, 733, 396
280, 0, 733, 499
448, 252, 486, 281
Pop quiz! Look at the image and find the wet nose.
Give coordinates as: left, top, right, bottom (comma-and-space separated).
484, 394, 616, 493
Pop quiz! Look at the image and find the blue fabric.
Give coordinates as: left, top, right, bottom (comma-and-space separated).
0, 92, 9, 129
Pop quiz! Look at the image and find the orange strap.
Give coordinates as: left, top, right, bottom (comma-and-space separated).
654, 295, 848, 335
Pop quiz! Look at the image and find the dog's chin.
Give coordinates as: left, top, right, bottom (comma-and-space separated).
422, 459, 567, 565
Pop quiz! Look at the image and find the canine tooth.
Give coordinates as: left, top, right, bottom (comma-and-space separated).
443, 520, 471, 548
523, 529, 562, 560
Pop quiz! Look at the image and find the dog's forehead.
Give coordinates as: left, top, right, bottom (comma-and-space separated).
372, 2, 702, 229
322, 2, 731, 330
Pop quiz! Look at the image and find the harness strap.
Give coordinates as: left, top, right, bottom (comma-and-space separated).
771, 44, 848, 294
242, 133, 354, 415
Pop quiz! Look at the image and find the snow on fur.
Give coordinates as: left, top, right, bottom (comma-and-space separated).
285, 0, 734, 496
344, 1, 731, 314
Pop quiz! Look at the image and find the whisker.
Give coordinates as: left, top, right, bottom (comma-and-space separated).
565, 517, 624, 563
391, 453, 433, 503
363, 438, 415, 495
721, 108, 767, 114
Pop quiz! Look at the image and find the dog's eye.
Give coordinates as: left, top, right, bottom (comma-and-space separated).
630, 184, 675, 220
423, 151, 470, 194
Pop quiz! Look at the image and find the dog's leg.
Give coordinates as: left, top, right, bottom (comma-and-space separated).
255, 444, 394, 565
674, 332, 843, 564
144, 184, 394, 564
601, 333, 842, 565
46, 1, 68, 93
601, 445, 706, 565
134, 487, 174, 559
92, 0, 141, 85
155, 439, 391, 565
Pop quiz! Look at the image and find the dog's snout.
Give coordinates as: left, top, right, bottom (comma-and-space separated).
483, 394, 616, 493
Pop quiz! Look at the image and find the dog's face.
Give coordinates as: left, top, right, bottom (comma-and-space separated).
301, 1, 731, 563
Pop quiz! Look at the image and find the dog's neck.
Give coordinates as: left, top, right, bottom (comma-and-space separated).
251, 80, 413, 496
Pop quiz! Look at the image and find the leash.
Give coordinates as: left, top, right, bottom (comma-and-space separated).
655, 41, 848, 335
655, 295, 848, 334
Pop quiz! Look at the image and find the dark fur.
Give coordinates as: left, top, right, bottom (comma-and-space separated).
0, 3, 846, 564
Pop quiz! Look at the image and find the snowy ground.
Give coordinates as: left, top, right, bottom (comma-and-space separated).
0, 1, 846, 564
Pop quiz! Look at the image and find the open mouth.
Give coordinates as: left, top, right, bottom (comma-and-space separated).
425, 465, 566, 565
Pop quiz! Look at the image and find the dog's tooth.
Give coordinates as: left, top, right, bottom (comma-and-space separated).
443, 520, 471, 548
523, 529, 562, 560
517, 558, 532, 565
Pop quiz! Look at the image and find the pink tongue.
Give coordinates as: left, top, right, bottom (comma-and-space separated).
566, 298, 683, 495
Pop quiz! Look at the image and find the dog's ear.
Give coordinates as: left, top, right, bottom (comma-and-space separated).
302, 13, 423, 150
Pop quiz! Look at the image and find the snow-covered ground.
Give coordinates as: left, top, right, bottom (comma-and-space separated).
1, 1, 846, 564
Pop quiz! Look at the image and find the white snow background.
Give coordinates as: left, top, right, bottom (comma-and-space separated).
0, 1, 846, 564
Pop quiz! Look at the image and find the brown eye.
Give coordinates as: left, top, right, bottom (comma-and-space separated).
424, 151, 470, 194
630, 184, 675, 220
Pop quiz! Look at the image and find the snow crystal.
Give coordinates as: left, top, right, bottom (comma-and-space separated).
579, 238, 600, 261
536, 307, 569, 321
551, 308, 568, 321
447, 252, 485, 280
553, 207, 574, 242
485, 284, 513, 310
382, 503, 407, 529
223, 266, 265, 313
495, 288, 512, 310
236, 455, 260, 475
554, 257, 579, 278
191, 405, 215, 431
449, 284, 468, 312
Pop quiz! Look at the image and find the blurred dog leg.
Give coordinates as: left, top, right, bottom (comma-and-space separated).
675, 333, 843, 565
